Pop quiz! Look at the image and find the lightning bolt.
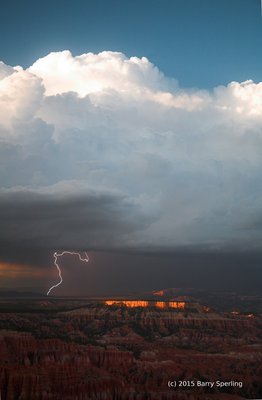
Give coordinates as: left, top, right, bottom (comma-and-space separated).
47, 251, 89, 296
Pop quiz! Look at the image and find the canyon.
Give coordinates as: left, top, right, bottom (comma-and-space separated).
0, 293, 261, 399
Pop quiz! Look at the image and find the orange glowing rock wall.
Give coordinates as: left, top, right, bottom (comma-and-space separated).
105, 300, 185, 309
169, 301, 185, 309
105, 300, 149, 308
155, 301, 165, 308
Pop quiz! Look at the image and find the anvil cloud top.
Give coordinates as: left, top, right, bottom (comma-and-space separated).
0, 0, 261, 88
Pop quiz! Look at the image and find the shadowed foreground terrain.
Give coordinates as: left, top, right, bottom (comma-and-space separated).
0, 291, 261, 399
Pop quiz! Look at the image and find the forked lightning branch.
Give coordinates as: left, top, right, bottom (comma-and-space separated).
47, 251, 89, 296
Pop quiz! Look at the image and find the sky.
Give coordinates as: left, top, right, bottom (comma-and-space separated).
1, 0, 262, 88
0, 0, 262, 295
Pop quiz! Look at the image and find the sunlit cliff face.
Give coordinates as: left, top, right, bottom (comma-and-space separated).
169, 301, 185, 309
104, 300, 185, 309
105, 300, 149, 307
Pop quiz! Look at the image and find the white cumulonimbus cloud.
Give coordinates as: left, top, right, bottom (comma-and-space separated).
0, 50, 262, 255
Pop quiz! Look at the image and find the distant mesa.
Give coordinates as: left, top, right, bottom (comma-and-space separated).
153, 290, 164, 296
151, 287, 197, 301
105, 299, 186, 309
103, 287, 210, 312
104, 299, 208, 312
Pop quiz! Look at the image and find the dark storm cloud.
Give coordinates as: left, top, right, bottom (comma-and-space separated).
0, 187, 152, 266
